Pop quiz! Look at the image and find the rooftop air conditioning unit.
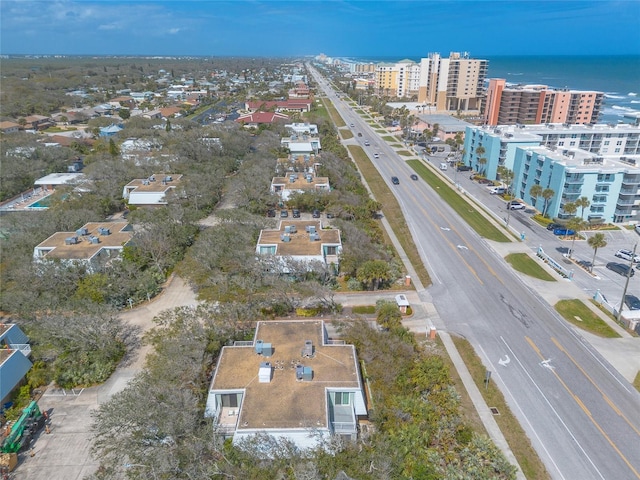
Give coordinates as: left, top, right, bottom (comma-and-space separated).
310, 233, 320, 241
89, 236, 100, 244
255, 339, 264, 355
164, 176, 173, 182
280, 234, 291, 242
65, 236, 79, 245
258, 362, 272, 383
302, 340, 313, 357
76, 228, 89, 236
98, 227, 111, 236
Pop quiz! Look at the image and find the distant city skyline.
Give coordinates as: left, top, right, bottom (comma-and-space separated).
1, 1, 639, 57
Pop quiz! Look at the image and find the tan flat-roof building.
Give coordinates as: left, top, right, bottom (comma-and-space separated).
33, 221, 133, 271
256, 220, 341, 271
270, 172, 330, 201
122, 174, 183, 206
205, 320, 367, 449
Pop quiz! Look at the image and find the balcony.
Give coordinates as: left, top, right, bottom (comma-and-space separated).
565, 176, 584, 185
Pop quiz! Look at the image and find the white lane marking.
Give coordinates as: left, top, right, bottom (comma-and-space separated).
498, 354, 511, 367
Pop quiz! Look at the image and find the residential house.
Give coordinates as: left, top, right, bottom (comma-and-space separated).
205, 320, 367, 449
123, 174, 183, 206
285, 123, 319, 135
0, 324, 32, 403
281, 134, 321, 155
255, 220, 341, 271
270, 172, 330, 201
99, 124, 124, 137
34, 172, 85, 192
236, 112, 289, 128
0, 121, 21, 134
33, 221, 133, 272
23, 115, 54, 131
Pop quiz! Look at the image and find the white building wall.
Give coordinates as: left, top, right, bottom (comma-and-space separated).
232, 428, 331, 450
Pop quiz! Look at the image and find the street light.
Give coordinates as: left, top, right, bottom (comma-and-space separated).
616, 242, 637, 322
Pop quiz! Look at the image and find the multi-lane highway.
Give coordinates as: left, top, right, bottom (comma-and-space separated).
309, 65, 640, 480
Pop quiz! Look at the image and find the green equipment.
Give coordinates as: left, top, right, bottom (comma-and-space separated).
1, 401, 45, 453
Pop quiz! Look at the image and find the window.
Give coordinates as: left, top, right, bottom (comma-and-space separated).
334, 392, 350, 406
592, 195, 607, 203
597, 174, 614, 182
604, 141, 610, 146
324, 246, 337, 256
260, 246, 276, 255
595, 185, 610, 192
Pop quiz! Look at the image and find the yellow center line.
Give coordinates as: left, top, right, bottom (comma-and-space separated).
525, 336, 640, 479
551, 337, 640, 437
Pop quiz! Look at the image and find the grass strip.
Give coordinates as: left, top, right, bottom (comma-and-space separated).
555, 299, 621, 338
453, 336, 551, 480
397, 150, 413, 156
322, 98, 346, 127
634, 371, 640, 393
382, 135, 397, 142
407, 159, 511, 242
348, 145, 431, 287
340, 129, 354, 140
351, 305, 376, 314
505, 253, 556, 281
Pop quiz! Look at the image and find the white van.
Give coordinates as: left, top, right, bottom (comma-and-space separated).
439, 163, 448, 171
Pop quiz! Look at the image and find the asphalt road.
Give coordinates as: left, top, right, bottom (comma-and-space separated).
310, 65, 640, 480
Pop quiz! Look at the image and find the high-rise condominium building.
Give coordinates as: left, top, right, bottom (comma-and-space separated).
484, 79, 604, 126
374, 52, 488, 113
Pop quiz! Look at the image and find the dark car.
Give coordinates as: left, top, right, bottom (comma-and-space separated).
267, 209, 276, 218
624, 294, 640, 310
326, 212, 335, 219
292, 209, 300, 218
547, 223, 564, 231
456, 165, 472, 172
410, 174, 419, 181
280, 210, 288, 218
391, 176, 400, 185
607, 262, 635, 277
553, 228, 576, 236
312, 209, 320, 218
357, 132, 362, 137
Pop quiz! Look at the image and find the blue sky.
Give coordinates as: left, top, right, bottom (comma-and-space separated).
1, 1, 639, 57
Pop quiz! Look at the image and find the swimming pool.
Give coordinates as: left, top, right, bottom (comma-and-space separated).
27, 195, 53, 209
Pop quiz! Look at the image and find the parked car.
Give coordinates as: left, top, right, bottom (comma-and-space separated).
292, 209, 300, 218
635, 224, 640, 235
312, 209, 320, 218
326, 212, 335, 219
267, 209, 276, 218
607, 262, 635, 277
507, 201, 526, 210
280, 210, 288, 218
457, 165, 472, 172
489, 187, 506, 195
624, 294, 640, 310
410, 174, 419, 181
546, 222, 564, 231
553, 228, 576, 236
615, 249, 640, 263
391, 176, 400, 185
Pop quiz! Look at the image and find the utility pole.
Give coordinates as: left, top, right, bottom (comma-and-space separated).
617, 242, 637, 322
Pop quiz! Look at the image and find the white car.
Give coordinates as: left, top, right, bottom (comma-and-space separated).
489, 187, 506, 195
373, 153, 379, 158
615, 249, 640, 263
507, 201, 526, 210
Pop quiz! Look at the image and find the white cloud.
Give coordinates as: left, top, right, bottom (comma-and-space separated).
168, 28, 180, 34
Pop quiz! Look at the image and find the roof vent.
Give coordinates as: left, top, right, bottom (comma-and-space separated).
149, 175, 156, 182
301, 340, 314, 358
258, 362, 273, 383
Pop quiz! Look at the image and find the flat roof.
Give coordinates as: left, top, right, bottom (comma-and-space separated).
523, 146, 640, 172
257, 220, 341, 256
272, 175, 329, 191
211, 320, 360, 430
34, 172, 84, 186
35, 221, 132, 260
124, 174, 183, 193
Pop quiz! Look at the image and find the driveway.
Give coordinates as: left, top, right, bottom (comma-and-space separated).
12, 276, 198, 480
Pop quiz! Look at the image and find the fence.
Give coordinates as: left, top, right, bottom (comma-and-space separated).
536, 246, 574, 280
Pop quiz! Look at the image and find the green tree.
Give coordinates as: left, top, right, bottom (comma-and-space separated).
376, 300, 402, 330
575, 196, 591, 219
478, 157, 488, 175
563, 201, 577, 218
118, 107, 130, 120
529, 184, 542, 208
587, 232, 607, 273
566, 217, 587, 258
356, 260, 391, 290
541, 188, 555, 217
474, 145, 485, 173
497, 166, 515, 196
108, 138, 119, 157
165, 118, 172, 132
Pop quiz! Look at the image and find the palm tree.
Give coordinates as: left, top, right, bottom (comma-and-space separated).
566, 217, 587, 258
478, 157, 488, 175
587, 233, 607, 273
474, 145, 485, 172
497, 166, 514, 195
575, 196, 591, 219
541, 188, 555, 217
563, 202, 577, 218
529, 184, 543, 208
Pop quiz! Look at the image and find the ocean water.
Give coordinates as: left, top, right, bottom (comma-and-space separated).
349, 55, 640, 123
485, 56, 640, 123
